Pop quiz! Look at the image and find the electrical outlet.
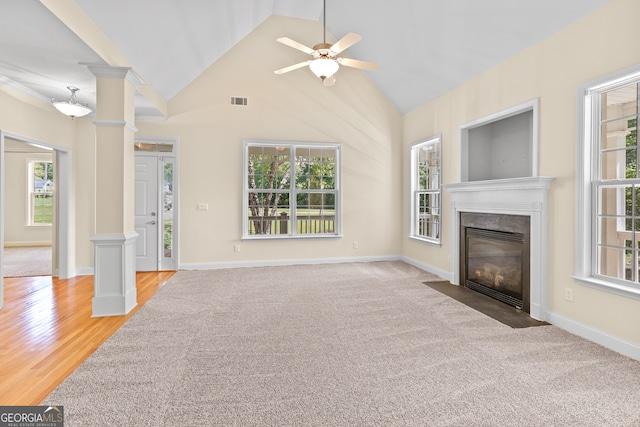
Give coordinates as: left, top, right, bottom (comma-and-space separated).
233, 245, 240, 252
353, 242, 359, 249
565, 288, 574, 302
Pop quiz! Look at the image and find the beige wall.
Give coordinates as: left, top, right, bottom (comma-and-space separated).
137, 15, 403, 266
402, 0, 640, 344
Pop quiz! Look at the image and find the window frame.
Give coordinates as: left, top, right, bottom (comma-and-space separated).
27, 159, 54, 227
409, 134, 442, 245
242, 140, 341, 240
575, 65, 640, 300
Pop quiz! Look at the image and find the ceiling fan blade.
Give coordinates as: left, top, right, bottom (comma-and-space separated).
337, 57, 379, 71
276, 37, 315, 55
274, 61, 311, 74
323, 75, 336, 87
330, 32, 362, 54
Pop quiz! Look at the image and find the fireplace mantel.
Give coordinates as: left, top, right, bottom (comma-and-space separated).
444, 177, 554, 321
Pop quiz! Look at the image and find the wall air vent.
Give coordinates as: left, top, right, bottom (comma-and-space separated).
230, 97, 248, 106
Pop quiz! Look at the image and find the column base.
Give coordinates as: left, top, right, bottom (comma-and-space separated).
91, 232, 138, 317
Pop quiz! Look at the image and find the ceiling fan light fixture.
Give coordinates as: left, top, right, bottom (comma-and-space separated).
309, 58, 339, 80
274, 0, 376, 84
51, 86, 92, 118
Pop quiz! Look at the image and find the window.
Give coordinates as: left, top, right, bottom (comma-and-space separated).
576, 67, 640, 299
410, 135, 441, 244
243, 141, 340, 239
163, 159, 174, 259
28, 160, 54, 225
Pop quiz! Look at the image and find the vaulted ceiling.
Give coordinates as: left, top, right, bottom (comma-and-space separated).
0, 0, 613, 119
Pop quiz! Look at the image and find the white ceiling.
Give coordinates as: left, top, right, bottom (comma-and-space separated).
0, 0, 614, 118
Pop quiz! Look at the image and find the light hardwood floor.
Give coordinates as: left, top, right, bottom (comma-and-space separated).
0, 271, 174, 405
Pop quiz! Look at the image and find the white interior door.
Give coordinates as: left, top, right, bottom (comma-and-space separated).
135, 156, 159, 271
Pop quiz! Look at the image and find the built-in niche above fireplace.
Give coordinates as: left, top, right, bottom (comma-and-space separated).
459, 99, 538, 182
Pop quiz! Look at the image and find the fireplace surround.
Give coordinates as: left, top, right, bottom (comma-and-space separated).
445, 177, 554, 321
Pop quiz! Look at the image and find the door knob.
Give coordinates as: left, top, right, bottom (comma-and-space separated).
151, 212, 157, 216
147, 220, 156, 225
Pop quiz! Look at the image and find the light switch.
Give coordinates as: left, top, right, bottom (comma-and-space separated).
197, 203, 209, 211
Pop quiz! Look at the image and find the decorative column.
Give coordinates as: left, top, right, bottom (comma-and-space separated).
88, 65, 144, 317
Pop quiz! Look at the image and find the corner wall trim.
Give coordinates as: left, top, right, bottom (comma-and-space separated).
547, 311, 640, 362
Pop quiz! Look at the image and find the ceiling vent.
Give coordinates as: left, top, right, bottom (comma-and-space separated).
230, 97, 248, 106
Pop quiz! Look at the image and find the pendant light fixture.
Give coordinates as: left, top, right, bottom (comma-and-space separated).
51, 86, 92, 118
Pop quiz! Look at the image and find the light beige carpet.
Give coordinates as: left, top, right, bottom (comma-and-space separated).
3, 246, 52, 277
43, 261, 640, 426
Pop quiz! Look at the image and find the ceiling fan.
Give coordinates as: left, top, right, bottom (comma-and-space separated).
274, 0, 378, 86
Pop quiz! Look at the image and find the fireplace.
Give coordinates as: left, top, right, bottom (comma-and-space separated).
444, 171, 553, 321
460, 212, 531, 312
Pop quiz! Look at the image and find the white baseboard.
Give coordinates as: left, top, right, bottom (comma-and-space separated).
548, 311, 640, 362
179, 255, 402, 271
4, 241, 52, 247
400, 255, 453, 282
74, 267, 94, 276
179, 255, 454, 281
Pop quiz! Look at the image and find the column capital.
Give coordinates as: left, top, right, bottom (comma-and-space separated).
83, 63, 146, 86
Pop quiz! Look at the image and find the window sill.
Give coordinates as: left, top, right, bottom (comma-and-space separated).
408, 235, 442, 247
25, 224, 53, 228
572, 275, 640, 301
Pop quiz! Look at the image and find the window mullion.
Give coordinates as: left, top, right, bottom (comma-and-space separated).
290, 146, 296, 237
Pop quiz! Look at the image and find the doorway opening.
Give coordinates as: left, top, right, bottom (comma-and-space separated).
4, 146, 53, 277
0, 130, 72, 309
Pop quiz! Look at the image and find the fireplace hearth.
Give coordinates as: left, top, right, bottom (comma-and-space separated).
460, 212, 530, 312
